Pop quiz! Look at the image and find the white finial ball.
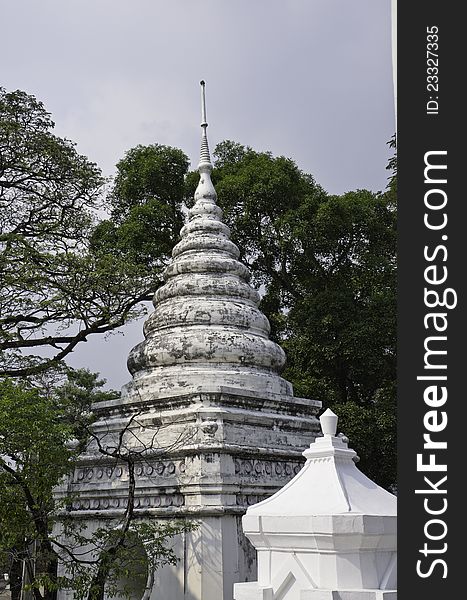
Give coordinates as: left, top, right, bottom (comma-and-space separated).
320, 408, 338, 436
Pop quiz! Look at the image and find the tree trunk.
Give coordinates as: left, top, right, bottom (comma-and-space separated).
42, 552, 58, 600
85, 459, 136, 600
8, 557, 23, 600
35, 539, 58, 600
86, 547, 119, 600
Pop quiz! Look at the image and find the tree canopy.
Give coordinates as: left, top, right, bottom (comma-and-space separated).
0, 369, 194, 600
0, 372, 94, 600
90, 144, 188, 270
0, 89, 197, 598
0, 90, 186, 377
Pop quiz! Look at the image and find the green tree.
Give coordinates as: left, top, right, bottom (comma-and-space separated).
0, 370, 194, 600
0, 88, 197, 598
0, 377, 76, 600
90, 144, 188, 271
0, 89, 158, 378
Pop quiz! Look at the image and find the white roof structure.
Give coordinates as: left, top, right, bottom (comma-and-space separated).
235, 409, 397, 600
246, 408, 396, 517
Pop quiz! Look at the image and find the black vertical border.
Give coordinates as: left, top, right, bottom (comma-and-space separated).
398, 4, 463, 598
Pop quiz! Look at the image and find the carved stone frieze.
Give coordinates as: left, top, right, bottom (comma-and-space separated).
69, 493, 185, 512
233, 458, 303, 479
74, 460, 185, 484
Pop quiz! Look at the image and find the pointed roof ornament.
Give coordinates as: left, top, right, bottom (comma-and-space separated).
320, 408, 338, 436
198, 80, 212, 171
194, 81, 216, 203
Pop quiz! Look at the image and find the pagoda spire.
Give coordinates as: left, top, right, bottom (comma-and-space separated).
194, 80, 216, 203
125, 80, 296, 399
199, 80, 212, 169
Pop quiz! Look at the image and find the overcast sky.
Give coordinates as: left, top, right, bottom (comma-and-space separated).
2, 0, 395, 390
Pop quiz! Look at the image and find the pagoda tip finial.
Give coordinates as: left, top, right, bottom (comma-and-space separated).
198, 80, 211, 168
200, 80, 208, 127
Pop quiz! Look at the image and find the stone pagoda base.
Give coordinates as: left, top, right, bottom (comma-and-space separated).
56, 388, 320, 600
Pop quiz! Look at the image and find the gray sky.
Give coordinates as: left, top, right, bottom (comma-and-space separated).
2, 0, 395, 390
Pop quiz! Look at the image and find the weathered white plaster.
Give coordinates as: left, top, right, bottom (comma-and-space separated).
234, 410, 397, 600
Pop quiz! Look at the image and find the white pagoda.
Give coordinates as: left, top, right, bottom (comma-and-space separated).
57, 82, 321, 600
